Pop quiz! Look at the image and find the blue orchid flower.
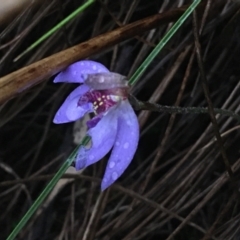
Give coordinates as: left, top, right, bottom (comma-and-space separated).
53, 60, 139, 190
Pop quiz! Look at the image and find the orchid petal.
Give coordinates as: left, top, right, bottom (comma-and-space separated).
75, 108, 118, 169
53, 85, 92, 124
86, 115, 102, 129
54, 60, 109, 83
101, 101, 139, 190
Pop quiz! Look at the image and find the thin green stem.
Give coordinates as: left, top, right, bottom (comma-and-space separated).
7, 136, 90, 240
128, 0, 201, 86
14, 0, 96, 62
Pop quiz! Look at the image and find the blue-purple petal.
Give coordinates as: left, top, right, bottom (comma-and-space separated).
101, 101, 139, 190
75, 108, 118, 169
54, 60, 109, 83
86, 115, 102, 129
53, 84, 92, 124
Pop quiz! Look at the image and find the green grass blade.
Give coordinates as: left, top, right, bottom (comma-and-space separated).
6, 136, 90, 240
14, 0, 96, 62
128, 0, 201, 86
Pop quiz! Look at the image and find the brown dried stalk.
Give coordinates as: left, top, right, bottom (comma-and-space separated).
0, 4, 197, 105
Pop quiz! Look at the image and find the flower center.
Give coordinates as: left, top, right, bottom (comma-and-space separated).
78, 87, 128, 115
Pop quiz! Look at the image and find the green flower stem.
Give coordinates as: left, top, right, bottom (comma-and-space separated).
128, 0, 201, 86
7, 136, 90, 240
14, 0, 96, 62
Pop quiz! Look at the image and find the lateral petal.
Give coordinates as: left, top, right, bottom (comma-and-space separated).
101, 101, 139, 190
53, 85, 92, 124
75, 108, 118, 169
